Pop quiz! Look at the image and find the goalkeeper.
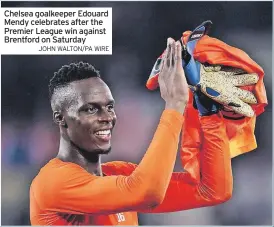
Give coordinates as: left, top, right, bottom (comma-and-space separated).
30, 33, 233, 225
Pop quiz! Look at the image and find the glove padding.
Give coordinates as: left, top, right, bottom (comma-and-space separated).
192, 63, 259, 117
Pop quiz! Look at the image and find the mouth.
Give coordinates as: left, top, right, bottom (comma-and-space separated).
94, 129, 112, 142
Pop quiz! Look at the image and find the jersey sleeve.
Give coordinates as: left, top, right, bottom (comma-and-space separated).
103, 113, 233, 213
180, 96, 202, 184
144, 113, 233, 213
35, 109, 184, 215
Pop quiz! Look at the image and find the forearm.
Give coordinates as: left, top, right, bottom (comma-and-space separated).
140, 113, 232, 213
129, 109, 184, 203
180, 100, 202, 184
198, 113, 233, 201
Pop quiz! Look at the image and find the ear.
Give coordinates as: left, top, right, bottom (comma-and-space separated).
53, 111, 67, 128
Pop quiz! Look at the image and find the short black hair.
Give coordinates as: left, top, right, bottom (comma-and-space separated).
49, 61, 100, 101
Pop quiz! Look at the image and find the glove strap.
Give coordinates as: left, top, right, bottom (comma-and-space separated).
193, 89, 221, 116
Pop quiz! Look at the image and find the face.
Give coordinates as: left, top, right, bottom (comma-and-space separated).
59, 77, 117, 154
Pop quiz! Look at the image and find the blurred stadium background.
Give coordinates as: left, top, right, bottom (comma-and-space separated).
1, 1, 272, 225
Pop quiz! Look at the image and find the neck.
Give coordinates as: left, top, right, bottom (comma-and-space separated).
57, 136, 103, 176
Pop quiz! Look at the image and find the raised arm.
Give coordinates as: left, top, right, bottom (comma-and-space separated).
145, 113, 233, 213
102, 113, 232, 213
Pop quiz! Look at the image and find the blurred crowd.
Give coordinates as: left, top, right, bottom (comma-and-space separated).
1, 1, 272, 225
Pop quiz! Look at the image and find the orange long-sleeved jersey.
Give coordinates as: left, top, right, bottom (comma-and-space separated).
30, 110, 232, 225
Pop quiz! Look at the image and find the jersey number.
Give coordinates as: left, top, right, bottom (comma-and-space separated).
116, 213, 125, 222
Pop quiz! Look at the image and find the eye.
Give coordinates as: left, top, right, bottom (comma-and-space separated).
107, 104, 114, 111
86, 107, 98, 114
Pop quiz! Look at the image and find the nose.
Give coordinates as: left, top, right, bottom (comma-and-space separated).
98, 109, 113, 123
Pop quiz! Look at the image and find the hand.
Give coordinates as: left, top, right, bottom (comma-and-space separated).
158, 38, 189, 114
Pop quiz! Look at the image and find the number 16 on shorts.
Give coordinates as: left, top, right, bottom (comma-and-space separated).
116, 213, 125, 222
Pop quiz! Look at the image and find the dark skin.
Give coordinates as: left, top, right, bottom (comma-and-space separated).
53, 77, 117, 176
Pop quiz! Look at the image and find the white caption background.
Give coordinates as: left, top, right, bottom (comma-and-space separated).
1, 7, 112, 55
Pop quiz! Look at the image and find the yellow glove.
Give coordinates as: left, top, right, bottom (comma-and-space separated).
196, 63, 259, 117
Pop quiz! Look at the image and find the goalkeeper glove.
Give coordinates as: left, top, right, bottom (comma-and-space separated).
147, 21, 259, 117
182, 20, 259, 117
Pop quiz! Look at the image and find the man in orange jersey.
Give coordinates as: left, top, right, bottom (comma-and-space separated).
30, 38, 232, 225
